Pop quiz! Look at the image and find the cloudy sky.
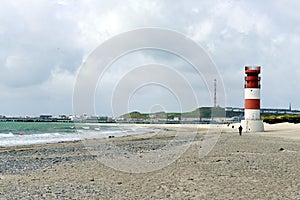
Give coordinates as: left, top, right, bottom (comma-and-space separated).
1, 0, 300, 116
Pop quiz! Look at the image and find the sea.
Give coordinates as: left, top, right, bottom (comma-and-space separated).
0, 122, 157, 147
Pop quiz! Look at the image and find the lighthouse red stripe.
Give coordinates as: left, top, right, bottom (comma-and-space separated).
245, 99, 260, 109
245, 83, 260, 88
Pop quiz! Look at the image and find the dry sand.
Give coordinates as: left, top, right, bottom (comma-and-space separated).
1, 123, 300, 199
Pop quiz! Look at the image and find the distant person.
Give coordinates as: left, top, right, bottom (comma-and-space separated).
238, 125, 243, 136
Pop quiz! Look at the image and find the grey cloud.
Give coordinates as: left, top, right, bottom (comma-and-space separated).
1, 0, 300, 115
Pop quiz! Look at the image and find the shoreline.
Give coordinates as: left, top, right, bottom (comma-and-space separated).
1, 122, 300, 153
0, 123, 212, 149
2, 122, 300, 151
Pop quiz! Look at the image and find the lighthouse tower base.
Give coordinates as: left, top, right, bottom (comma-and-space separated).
241, 120, 264, 133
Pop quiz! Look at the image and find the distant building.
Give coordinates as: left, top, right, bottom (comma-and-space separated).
39, 115, 53, 119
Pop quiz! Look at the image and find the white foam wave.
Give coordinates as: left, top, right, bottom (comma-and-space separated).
0, 125, 160, 147
0, 132, 14, 138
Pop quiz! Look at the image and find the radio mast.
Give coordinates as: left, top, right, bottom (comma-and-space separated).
214, 79, 217, 107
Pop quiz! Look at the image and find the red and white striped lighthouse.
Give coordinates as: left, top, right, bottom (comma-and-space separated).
241, 66, 264, 132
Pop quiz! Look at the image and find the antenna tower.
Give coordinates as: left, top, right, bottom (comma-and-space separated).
214, 79, 217, 107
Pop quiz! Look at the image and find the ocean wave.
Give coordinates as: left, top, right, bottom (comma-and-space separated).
0, 132, 14, 138
0, 124, 160, 147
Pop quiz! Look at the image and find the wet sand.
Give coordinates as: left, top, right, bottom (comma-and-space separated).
1, 123, 300, 199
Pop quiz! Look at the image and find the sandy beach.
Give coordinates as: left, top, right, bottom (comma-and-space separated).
1, 123, 300, 199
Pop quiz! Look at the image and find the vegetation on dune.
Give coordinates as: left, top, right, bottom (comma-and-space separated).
119, 107, 226, 119
262, 114, 300, 124
121, 111, 150, 119
119, 108, 300, 124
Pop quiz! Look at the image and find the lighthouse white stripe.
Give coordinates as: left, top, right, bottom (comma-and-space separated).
245, 109, 260, 120
245, 88, 260, 99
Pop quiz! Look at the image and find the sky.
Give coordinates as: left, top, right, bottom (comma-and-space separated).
0, 0, 300, 116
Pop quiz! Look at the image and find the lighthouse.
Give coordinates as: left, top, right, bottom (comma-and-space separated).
241, 66, 264, 132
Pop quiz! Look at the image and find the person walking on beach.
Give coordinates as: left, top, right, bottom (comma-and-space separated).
238, 125, 243, 136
